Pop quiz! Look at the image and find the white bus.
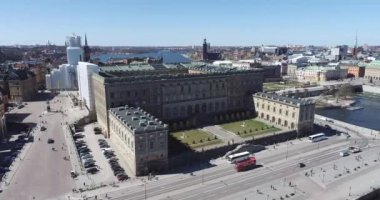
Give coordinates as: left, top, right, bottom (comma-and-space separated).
308, 133, 327, 142
227, 151, 250, 163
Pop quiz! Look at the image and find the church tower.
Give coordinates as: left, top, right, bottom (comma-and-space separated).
202, 38, 208, 61
83, 34, 91, 62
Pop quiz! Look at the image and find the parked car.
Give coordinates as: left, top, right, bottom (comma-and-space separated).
73, 135, 85, 140
82, 158, 95, 163
101, 148, 113, 152
40, 126, 47, 131
117, 174, 128, 181
87, 167, 99, 174
84, 162, 96, 168
47, 138, 55, 144
79, 149, 91, 154
79, 152, 91, 158
81, 154, 93, 160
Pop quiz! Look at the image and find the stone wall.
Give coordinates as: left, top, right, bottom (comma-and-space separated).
362, 85, 380, 94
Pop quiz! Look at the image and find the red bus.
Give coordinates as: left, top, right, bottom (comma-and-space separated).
235, 157, 256, 172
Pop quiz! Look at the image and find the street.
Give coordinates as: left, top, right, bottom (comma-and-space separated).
0, 92, 75, 200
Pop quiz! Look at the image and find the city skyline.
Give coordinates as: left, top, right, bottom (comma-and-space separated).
1, 0, 380, 46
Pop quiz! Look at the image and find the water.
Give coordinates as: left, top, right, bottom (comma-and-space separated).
92, 50, 191, 64
316, 92, 380, 131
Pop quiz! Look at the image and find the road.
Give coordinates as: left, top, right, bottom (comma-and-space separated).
84, 133, 375, 200
0, 92, 75, 200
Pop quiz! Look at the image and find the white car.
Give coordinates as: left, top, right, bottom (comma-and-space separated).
101, 148, 113, 152
340, 150, 349, 157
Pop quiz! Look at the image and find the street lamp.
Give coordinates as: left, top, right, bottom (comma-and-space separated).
201, 148, 205, 185
286, 141, 289, 160
144, 181, 147, 200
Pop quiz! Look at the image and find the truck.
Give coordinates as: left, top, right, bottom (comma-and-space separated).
234, 156, 256, 172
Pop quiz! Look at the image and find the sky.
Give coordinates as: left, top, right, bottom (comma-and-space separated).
1, 0, 380, 46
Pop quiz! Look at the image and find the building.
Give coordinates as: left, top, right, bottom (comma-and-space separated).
109, 106, 168, 176
296, 65, 347, 82
346, 65, 365, 78
0, 69, 37, 103
46, 64, 77, 90
253, 92, 315, 136
330, 46, 348, 61
30, 64, 48, 90
364, 60, 380, 82
93, 63, 264, 136
77, 62, 99, 112
202, 39, 222, 61
287, 64, 299, 77
46, 34, 84, 90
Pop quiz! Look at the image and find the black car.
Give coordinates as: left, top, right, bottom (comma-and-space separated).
80, 152, 91, 157
76, 144, 87, 148
73, 135, 85, 140
99, 142, 109, 147
79, 149, 91, 154
47, 138, 55, 144
84, 162, 96, 168
78, 146, 89, 150
87, 167, 99, 174
117, 174, 128, 181
298, 162, 306, 168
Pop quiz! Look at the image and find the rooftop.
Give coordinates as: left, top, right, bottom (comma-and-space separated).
109, 106, 167, 134
100, 62, 184, 73
366, 60, 380, 68
181, 62, 262, 73
299, 65, 341, 72
254, 92, 315, 106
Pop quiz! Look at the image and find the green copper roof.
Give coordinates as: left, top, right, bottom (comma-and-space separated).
366, 60, 380, 68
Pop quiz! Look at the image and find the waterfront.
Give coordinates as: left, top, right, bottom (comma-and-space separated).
316, 92, 380, 131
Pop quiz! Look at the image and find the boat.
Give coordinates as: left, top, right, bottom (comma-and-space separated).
346, 106, 363, 111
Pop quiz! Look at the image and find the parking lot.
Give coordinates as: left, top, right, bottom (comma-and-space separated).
69, 122, 129, 187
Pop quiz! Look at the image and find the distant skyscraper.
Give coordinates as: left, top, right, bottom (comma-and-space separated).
83, 34, 91, 62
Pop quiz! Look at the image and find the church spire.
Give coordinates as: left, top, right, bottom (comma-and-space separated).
83, 33, 91, 62
85, 33, 88, 46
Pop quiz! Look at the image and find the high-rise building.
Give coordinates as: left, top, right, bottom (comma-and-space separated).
66, 34, 83, 65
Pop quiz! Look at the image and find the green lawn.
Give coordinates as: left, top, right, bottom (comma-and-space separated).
220, 118, 281, 138
171, 129, 222, 149
263, 81, 317, 92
